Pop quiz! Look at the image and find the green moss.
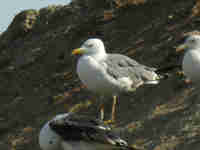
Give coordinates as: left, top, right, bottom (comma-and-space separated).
3, 9, 39, 40
69, 100, 93, 113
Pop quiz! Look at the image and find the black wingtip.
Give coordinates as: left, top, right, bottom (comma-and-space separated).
155, 65, 182, 80
48, 120, 57, 129
155, 65, 181, 74
49, 119, 64, 130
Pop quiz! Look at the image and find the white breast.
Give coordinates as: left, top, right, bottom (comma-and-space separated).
39, 122, 61, 150
183, 50, 200, 82
77, 56, 118, 94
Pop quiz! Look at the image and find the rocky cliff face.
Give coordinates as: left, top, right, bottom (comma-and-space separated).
0, 0, 199, 150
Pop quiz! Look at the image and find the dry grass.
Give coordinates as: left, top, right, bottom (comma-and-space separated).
104, 10, 115, 21
115, 0, 146, 8
68, 100, 93, 113
183, 30, 200, 36
192, 0, 200, 17
154, 136, 182, 150
151, 88, 194, 118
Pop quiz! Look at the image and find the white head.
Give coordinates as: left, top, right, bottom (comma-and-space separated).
72, 38, 107, 59
177, 35, 200, 52
39, 113, 69, 150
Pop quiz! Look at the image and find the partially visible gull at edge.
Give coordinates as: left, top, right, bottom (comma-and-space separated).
176, 34, 200, 82
72, 38, 168, 122
39, 113, 136, 150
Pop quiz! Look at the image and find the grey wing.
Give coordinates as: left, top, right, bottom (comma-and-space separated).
49, 114, 128, 147
104, 54, 159, 87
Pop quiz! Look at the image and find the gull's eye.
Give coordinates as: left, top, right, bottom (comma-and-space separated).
87, 44, 93, 48
189, 38, 195, 43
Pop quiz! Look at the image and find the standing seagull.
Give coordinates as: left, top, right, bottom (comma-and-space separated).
72, 38, 165, 123
176, 34, 200, 82
39, 113, 135, 150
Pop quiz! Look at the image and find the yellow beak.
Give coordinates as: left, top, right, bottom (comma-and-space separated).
72, 48, 85, 55
176, 44, 188, 53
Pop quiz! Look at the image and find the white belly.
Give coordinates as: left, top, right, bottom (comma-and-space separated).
183, 50, 200, 82
77, 56, 118, 95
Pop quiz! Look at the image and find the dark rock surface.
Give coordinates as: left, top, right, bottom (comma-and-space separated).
0, 0, 200, 150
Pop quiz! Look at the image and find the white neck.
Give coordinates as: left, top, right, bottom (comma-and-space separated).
91, 51, 107, 61
193, 44, 200, 50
